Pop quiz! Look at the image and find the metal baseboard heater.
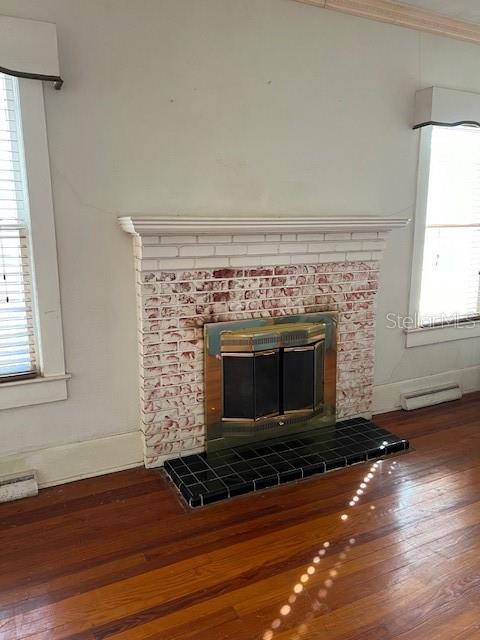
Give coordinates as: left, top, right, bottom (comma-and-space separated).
0, 470, 38, 503
400, 383, 462, 411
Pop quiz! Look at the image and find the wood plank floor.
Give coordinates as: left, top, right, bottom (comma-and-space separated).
1, 393, 480, 639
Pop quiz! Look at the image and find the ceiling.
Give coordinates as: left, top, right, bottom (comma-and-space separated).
400, 0, 480, 24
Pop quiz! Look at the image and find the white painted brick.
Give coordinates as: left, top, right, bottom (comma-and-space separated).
369, 250, 384, 261
261, 255, 290, 266
278, 243, 308, 254
140, 259, 158, 271
324, 232, 352, 241
134, 222, 384, 464
142, 236, 161, 245
362, 240, 386, 251
161, 235, 197, 244
333, 241, 362, 252
142, 245, 179, 258
352, 232, 378, 240
318, 252, 346, 263
291, 254, 318, 264
308, 242, 336, 253
229, 256, 259, 267
233, 234, 265, 242
179, 245, 214, 257
297, 233, 324, 241
215, 244, 247, 256
346, 251, 371, 261
197, 234, 232, 243
194, 257, 229, 268
308, 241, 365, 254
155, 258, 195, 269
247, 244, 279, 255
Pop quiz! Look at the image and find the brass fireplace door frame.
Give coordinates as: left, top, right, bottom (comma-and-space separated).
204, 312, 338, 453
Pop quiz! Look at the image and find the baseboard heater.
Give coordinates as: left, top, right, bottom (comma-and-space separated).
0, 470, 38, 503
400, 383, 462, 411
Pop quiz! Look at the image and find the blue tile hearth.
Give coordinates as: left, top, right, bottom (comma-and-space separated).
163, 417, 410, 508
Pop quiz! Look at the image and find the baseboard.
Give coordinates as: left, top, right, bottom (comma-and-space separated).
0, 431, 143, 488
3, 366, 478, 489
372, 365, 480, 414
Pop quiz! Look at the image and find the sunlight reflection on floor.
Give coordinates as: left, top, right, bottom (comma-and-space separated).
261, 458, 399, 639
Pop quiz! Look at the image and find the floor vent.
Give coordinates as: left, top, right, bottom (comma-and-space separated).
0, 471, 38, 503
400, 383, 462, 411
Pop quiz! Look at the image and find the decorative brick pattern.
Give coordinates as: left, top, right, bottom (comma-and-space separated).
133, 231, 381, 467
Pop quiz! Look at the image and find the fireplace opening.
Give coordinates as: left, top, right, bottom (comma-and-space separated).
222, 341, 324, 421
204, 312, 337, 453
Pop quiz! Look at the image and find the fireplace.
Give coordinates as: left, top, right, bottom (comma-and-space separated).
118, 214, 410, 471
204, 312, 337, 452
119, 215, 411, 506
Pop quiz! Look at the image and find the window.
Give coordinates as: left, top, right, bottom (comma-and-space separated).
0, 73, 36, 380
419, 126, 480, 325
408, 122, 480, 347
0, 73, 68, 409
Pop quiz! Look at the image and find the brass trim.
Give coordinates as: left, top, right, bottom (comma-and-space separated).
220, 320, 325, 353
222, 350, 278, 357
222, 408, 323, 434
222, 410, 280, 424
314, 340, 325, 411
284, 406, 314, 415
222, 352, 254, 358
283, 345, 315, 352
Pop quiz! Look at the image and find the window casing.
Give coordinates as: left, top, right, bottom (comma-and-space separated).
0, 74, 68, 408
408, 124, 480, 347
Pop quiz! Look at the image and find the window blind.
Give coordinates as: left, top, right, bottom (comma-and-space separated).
419, 125, 480, 326
0, 73, 36, 379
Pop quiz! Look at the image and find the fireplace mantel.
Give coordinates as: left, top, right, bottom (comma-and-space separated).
119, 215, 410, 236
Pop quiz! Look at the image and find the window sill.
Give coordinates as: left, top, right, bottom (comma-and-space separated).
405, 322, 480, 348
0, 373, 71, 410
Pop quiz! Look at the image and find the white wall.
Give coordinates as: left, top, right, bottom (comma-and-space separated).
0, 0, 479, 472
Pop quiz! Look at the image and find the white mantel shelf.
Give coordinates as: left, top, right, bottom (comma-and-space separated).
119, 215, 410, 236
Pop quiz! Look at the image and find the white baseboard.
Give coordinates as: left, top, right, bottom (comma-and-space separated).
2, 365, 478, 490
0, 431, 143, 488
373, 365, 480, 414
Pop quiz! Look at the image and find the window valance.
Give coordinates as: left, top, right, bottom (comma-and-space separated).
413, 87, 480, 130
0, 15, 62, 89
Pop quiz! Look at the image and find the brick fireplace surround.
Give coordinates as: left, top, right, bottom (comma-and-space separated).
120, 216, 409, 468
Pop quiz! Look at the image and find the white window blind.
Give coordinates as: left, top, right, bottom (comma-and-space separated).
419, 125, 480, 326
0, 72, 36, 379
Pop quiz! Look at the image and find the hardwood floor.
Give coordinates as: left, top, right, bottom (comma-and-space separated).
1, 393, 480, 639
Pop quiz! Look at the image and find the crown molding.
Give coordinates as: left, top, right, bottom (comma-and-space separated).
118, 215, 410, 236
295, 0, 480, 46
